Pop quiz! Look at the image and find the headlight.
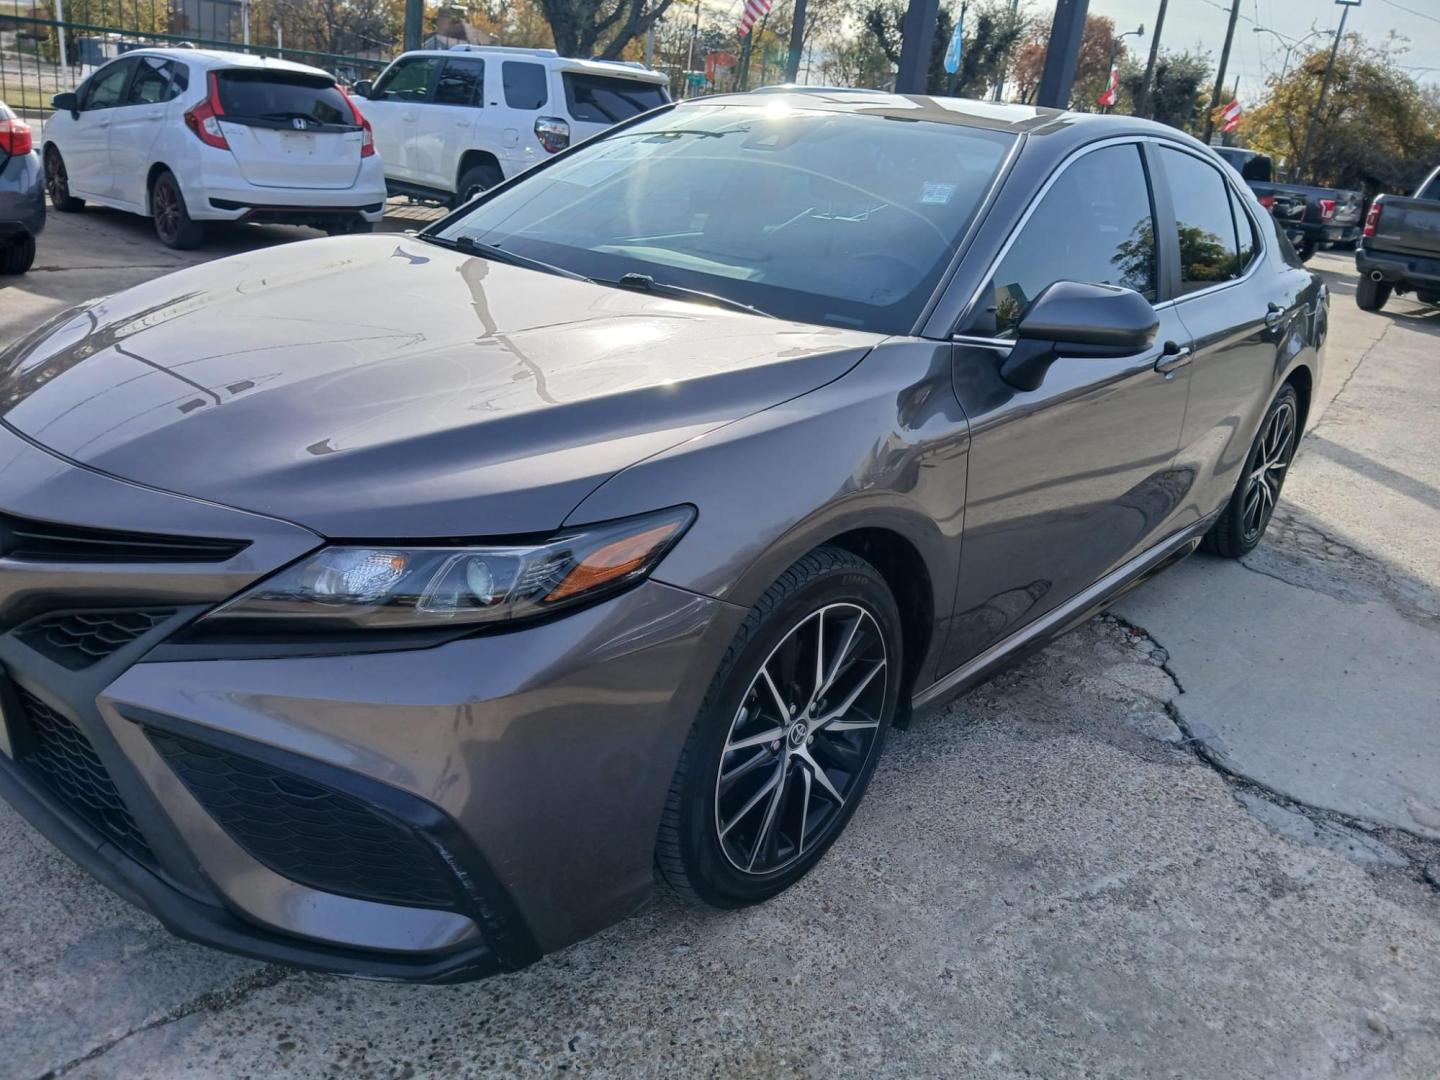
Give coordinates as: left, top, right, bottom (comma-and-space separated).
198, 507, 694, 634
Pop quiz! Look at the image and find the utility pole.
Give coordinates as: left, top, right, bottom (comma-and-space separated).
684, 0, 701, 97
1036, 0, 1089, 108
1135, 0, 1168, 118
784, 0, 808, 82
1202, 0, 1242, 143
896, 0, 942, 94
1297, 1, 1355, 183
403, 0, 424, 51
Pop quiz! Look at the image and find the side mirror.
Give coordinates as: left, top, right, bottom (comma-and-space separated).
1000, 281, 1159, 391
52, 91, 79, 116
353, 80, 374, 98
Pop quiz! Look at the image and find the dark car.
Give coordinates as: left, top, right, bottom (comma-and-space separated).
1355, 164, 1440, 311
0, 101, 44, 274
1214, 147, 1363, 260
0, 92, 1325, 982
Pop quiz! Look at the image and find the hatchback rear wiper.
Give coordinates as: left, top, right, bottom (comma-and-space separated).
603, 272, 775, 319
419, 234, 591, 282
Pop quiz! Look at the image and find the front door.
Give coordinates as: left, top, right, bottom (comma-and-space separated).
940, 141, 1194, 671
65, 57, 135, 199
363, 55, 439, 183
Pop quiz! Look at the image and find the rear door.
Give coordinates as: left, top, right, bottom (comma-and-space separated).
361, 56, 439, 182
1159, 144, 1301, 526
559, 71, 669, 143
65, 57, 135, 198
213, 68, 365, 190
109, 55, 188, 209
496, 59, 549, 176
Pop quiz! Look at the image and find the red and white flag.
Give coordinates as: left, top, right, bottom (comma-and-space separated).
738, 0, 773, 36
1220, 98, 1243, 132
1096, 64, 1119, 108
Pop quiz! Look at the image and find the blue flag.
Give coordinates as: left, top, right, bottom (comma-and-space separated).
943, 15, 964, 75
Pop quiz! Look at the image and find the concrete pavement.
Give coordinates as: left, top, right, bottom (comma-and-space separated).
0, 225, 1437, 1078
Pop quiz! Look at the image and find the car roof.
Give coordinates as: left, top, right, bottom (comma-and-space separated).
688, 90, 1208, 145
391, 46, 669, 85
114, 47, 333, 79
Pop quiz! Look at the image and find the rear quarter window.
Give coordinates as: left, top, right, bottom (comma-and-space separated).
562, 73, 668, 123
216, 70, 353, 125
503, 62, 547, 109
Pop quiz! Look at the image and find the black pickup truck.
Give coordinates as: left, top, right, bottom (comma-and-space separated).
1214, 147, 1365, 261
1354, 165, 1440, 312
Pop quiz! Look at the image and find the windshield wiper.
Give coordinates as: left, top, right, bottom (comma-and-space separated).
603, 272, 775, 319
419, 234, 591, 282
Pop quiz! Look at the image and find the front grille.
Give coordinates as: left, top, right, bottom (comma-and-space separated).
18, 610, 174, 670
0, 512, 248, 563
18, 689, 155, 864
146, 730, 460, 910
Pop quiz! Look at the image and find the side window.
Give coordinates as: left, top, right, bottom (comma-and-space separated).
977, 144, 1156, 338
1229, 187, 1260, 272
1160, 146, 1242, 295
373, 57, 437, 102
81, 60, 133, 110
503, 62, 547, 109
434, 59, 484, 107
127, 56, 183, 105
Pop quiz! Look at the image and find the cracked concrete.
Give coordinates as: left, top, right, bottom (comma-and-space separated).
1, 234, 1437, 1078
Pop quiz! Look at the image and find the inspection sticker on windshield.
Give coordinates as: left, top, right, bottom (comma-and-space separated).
920, 182, 956, 205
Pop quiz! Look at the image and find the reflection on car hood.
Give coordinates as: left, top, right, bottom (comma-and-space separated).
0, 235, 880, 536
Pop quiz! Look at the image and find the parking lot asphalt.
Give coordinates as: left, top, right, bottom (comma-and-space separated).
1, 217, 1438, 1079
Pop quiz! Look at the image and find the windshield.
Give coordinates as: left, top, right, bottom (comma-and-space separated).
432, 103, 1014, 333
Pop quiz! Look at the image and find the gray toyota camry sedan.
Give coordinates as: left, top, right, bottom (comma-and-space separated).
0, 92, 1325, 981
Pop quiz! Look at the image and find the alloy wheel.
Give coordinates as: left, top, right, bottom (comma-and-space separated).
714, 603, 887, 876
45, 152, 68, 204
153, 180, 180, 243
1242, 399, 1296, 542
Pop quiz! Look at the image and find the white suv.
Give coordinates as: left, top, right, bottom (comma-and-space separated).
356, 45, 670, 206
43, 48, 387, 248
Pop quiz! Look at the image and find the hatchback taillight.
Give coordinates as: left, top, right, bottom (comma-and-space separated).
184, 71, 229, 150
338, 87, 375, 157
0, 117, 33, 156
535, 116, 570, 154
1318, 198, 1336, 220
1363, 199, 1383, 237
1258, 195, 1276, 211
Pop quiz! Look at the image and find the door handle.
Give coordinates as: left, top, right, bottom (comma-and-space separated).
1155, 341, 1193, 375
1264, 301, 1286, 326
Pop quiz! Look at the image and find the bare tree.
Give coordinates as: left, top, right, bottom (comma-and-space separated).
537, 0, 679, 59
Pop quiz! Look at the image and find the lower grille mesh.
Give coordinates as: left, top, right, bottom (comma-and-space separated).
18, 690, 155, 865
18, 610, 174, 670
146, 730, 459, 910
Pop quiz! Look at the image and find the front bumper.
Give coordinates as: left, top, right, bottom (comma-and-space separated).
0, 422, 742, 981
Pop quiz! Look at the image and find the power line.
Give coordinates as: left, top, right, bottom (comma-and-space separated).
1374, 0, 1440, 26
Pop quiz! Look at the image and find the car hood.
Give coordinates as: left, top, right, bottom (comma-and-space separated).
0, 236, 879, 536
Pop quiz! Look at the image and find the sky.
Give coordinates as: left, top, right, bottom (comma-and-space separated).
1087, 0, 1440, 102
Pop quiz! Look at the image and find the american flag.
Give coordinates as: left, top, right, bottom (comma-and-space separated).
1220, 99, 1243, 133
738, 0, 773, 36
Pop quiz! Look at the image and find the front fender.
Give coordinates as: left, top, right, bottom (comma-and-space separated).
564, 339, 970, 684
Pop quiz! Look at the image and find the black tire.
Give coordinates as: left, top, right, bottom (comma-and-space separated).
44, 147, 84, 212
656, 546, 902, 908
0, 234, 36, 274
1297, 236, 1318, 262
150, 170, 206, 250
1416, 291, 1440, 306
1356, 275, 1391, 312
1202, 384, 1300, 559
323, 217, 373, 236
452, 161, 503, 208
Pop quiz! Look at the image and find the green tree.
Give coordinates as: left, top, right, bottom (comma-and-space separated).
1119, 49, 1211, 133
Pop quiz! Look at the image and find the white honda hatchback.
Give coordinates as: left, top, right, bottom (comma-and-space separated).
43, 48, 387, 248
